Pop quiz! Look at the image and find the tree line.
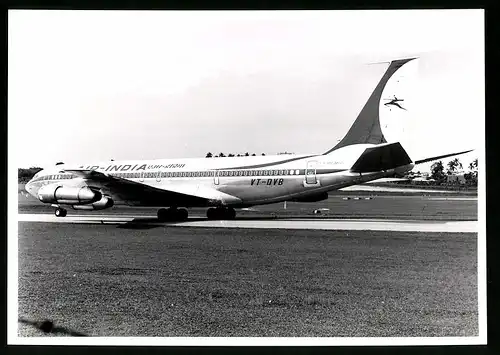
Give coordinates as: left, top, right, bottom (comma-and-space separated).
430, 158, 478, 185
18, 167, 43, 182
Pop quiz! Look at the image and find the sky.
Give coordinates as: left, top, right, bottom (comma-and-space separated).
9, 10, 484, 172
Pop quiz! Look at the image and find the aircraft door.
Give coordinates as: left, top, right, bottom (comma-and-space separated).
305, 161, 318, 185
139, 171, 144, 182
213, 170, 219, 185
156, 171, 161, 182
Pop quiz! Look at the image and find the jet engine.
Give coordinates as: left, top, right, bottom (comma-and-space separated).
289, 191, 329, 203
37, 185, 102, 205
72, 196, 114, 210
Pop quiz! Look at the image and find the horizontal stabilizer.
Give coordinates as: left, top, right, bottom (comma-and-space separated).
414, 149, 474, 165
350, 142, 412, 173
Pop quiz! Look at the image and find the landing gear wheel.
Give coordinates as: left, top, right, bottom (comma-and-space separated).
207, 207, 236, 220
158, 208, 189, 222
55, 208, 67, 217
226, 207, 236, 220
176, 208, 189, 221
157, 208, 169, 222
207, 208, 217, 220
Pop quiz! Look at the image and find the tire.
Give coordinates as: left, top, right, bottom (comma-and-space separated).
157, 208, 168, 222
55, 208, 66, 217
207, 208, 217, 220
226, 208, 236, 220
177, 208, 188, 221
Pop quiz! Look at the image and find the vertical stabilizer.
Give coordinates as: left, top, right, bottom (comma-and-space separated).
324, 58, 416, 154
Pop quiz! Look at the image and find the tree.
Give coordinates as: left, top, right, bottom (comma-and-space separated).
228, 154, 235, 157
465, 158, 478, 185
261, 153, 266, 156
469, 158, 478, 174
218, 153, 226, 157
251, 154, 256, 156
245, 152, 249, 156
206, 152, 213, 158
430, 160, 446, 183
446, 158, 463, 175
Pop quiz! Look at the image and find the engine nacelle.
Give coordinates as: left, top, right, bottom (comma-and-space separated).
72, 196, 114, 210
37, 185, 102, 205
289, 191, 329, 203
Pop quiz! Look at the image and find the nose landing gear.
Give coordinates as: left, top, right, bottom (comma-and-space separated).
54, 207, 67, 217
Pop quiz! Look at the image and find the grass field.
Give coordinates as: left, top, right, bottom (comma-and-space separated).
18, 224, 478, 337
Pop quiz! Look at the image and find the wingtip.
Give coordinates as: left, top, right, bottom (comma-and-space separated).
414, 149, 475, 165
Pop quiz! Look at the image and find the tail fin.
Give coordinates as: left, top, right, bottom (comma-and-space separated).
324, 58, 417, 154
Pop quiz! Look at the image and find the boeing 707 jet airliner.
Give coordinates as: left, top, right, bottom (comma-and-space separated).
25, 58, 472, 221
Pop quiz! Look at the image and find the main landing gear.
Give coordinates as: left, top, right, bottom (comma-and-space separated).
206, 207, 236, 220
54, 207, 67, 217
157, 207, 189, 222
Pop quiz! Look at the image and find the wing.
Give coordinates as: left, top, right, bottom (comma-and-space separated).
413, 149, 474, 165
64, 169, 241, 207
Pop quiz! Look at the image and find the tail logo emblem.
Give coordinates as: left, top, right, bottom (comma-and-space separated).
383, 95, 406, 111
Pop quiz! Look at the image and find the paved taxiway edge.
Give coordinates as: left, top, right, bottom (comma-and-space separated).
18, 214, 477, 233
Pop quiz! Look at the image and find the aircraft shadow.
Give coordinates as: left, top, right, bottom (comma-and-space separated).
116, 214, 349, 229
19, 318, 88, 336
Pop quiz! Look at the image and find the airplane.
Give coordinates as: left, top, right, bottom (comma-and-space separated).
383, 95, 406, 110
24, 57, 472, 221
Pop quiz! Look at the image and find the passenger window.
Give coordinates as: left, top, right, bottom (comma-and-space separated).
279, 170, 283, 175
263, 171, 268, 176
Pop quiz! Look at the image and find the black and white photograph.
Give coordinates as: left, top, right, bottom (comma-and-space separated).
8, 9, 485, 345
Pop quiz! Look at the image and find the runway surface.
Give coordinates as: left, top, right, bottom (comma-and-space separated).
16, 191, 479, 338
18, 191, 478, 221
18, 214, 477, 233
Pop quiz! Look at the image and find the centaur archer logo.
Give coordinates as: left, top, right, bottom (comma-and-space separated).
383, 95, 406, 111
